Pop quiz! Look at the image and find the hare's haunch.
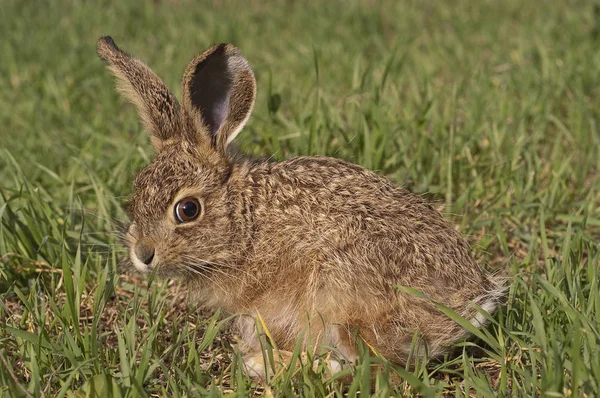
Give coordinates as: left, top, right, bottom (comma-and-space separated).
98, 36, 506, 378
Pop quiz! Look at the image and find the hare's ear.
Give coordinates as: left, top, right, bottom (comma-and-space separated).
181, 44, 256, 153
97, 36, 181, 152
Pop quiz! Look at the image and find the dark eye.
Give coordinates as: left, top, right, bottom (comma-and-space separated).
174, 197, 201, 223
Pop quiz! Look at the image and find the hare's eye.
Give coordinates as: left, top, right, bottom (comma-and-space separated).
174, 197, 201, 223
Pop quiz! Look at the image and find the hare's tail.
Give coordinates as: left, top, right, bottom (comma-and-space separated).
468, 272, 509, 328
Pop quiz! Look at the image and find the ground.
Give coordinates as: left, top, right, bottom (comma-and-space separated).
1, 0, 599, 396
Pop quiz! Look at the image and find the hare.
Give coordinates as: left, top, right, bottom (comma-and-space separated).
97, 36, 505, 378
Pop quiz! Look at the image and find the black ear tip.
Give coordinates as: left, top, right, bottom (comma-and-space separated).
97, 36, 121, 60
98, 36, 117, 48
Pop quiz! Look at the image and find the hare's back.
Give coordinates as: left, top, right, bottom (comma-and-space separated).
264, 156, 480, 279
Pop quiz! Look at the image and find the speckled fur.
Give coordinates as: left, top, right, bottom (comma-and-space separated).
98, 37, 506, 376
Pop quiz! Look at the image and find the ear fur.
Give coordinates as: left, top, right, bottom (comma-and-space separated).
181, 44, 256, 153
97, 36, 181, 152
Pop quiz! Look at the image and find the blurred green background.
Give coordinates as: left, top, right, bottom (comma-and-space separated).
1, 0, 599, 396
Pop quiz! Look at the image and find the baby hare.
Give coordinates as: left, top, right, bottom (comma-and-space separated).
97, 36, 505, 378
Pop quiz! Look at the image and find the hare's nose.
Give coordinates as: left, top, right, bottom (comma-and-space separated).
135, 243, 155, 265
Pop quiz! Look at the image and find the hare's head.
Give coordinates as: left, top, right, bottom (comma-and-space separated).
97, 37, 256, 276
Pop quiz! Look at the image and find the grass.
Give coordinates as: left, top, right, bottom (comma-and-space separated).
1, 0, 600, 395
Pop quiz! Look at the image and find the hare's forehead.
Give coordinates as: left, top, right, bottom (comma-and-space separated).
129, 155, 206, 217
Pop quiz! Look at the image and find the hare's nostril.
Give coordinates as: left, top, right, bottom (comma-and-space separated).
135, 244, 155, 265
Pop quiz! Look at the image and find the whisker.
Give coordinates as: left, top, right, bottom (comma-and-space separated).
181, 257, 237, 281
181, 263, 229, 293
180, 255, 264, 288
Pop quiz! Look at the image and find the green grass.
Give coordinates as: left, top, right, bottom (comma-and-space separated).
1, 0, 600, 396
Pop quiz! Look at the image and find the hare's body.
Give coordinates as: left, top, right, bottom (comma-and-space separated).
192, 155, 500, 364
97, 37, 505, 377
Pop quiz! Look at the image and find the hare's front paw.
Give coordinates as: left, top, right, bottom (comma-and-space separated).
243, 350, 348, 380
315, 357, 344, 375
243, 352, 268, 379
242, 350, 302, 379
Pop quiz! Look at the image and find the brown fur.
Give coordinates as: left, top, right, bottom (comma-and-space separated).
98, 36, 506, 377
